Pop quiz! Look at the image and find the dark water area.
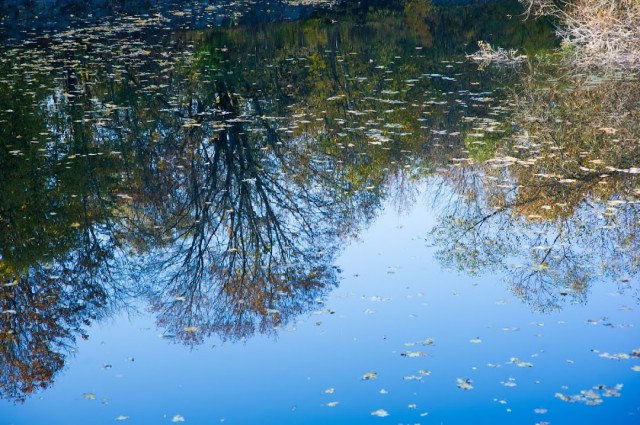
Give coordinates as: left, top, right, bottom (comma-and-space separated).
0, 0, 638, 424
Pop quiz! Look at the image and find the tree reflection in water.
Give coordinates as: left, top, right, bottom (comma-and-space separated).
2, 0, 629, 405
429, 68, 640, 311
129, 82, 351, 344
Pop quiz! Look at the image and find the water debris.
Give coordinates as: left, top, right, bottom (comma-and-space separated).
362, 372, 377, 380
555, 384, 622, 405
599, 352, 630, 360
466, 41, 526, 68
598, 348, 639, 360
469, 337, 482, 344
404, 369, 431, 380
83, 393, 96, 400
3, 279, 18, 287
456, 378, 474, 390
114, 416, 129, 421
501, 378, 517, 388
324, 388, 335, 394
171, 414, 185, 422
509, 357, 533, 368
371, 409, 389, 417
326, 401, 339, 407
401, 351, 429, 358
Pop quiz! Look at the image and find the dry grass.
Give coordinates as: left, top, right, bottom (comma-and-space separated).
520, 0, 640, 69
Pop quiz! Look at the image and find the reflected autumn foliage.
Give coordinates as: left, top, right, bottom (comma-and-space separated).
123, 82, 351, 343
0, 0, 558, 401
429, 67, 640, 311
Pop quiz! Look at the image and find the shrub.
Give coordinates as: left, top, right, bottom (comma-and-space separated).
520, 0, 640, 69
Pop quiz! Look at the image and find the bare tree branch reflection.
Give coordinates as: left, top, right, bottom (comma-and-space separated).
429, 69, 640, 311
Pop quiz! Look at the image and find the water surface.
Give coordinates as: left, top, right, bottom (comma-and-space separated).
1, 0, 638, 423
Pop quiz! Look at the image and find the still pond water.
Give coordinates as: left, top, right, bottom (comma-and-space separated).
1, 0, 639, 423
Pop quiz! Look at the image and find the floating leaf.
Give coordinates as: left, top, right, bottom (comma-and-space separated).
401, 351, 428, 358
362, 372, 377, 380
501, 378, 517, 388
599, 352, 630, 360
509, 357, 533, 367
456, 378, 474, 390
371, 409, 389, 417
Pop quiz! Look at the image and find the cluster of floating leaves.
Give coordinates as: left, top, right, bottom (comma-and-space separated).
555, 384, 623, 406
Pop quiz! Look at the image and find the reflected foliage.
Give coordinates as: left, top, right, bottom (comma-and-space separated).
0, 0, 562, 401
430, 66, 640, 311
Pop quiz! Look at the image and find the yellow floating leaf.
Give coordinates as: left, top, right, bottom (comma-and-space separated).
362, 372, 377, 380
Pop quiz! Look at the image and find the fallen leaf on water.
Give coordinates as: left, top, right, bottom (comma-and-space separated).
83, 393, 95, 400
555, 384, 622, 405
501, 378, 517, 388
599, 352, 631, 360
362, 372, 377, 380
401, 351, 428, 358
371, 409, 389, 417
509, 357, 533, 367
469, 337, 482, 344
456, 378, 474, 390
